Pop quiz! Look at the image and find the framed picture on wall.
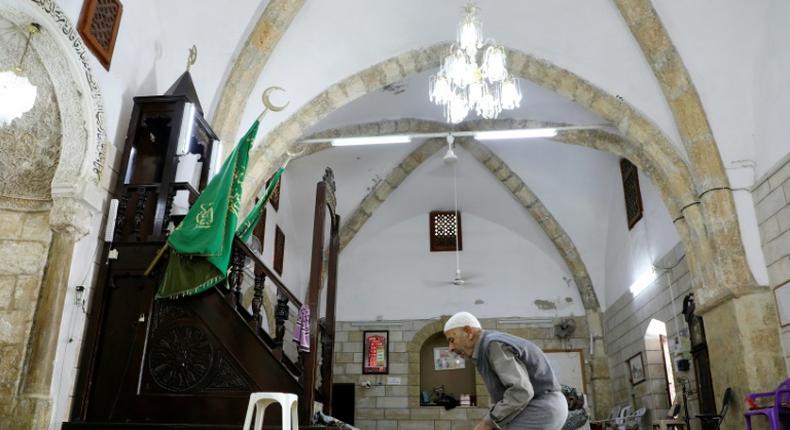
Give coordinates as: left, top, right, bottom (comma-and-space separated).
774, 280, 790, 328
627, 351, 646, 386
362, 331, 389, 374
433, 347, 465, 370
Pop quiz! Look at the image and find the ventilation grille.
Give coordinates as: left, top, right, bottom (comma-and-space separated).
78, 0, 123, 70
429, 211, 462, 252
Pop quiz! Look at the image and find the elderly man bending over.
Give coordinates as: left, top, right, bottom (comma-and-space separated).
444, 312, 568, 430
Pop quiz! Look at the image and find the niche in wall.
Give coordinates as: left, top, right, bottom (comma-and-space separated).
419, 332, 476, 406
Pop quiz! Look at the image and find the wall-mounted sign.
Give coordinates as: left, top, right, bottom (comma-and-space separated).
363, 331, 389, 374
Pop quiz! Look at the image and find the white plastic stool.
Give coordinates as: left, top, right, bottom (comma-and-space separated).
242, 392, 299, 430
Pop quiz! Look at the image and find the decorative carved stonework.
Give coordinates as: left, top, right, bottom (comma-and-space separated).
29, 0, 108, 181
148, 325, 214, 392
0, 18, 61, 206
2, 1, 108, 186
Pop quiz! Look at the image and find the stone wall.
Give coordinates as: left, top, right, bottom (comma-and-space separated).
332, 316, 591, 430
0, 208, 51, 422
754, 154, 790, 373
603, 242, 702, 428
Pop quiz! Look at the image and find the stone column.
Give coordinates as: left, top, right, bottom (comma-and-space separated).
14, 197, 92, 428
700, 291, 787, 430
19, 229, 79, 396
585, 311, 612, 419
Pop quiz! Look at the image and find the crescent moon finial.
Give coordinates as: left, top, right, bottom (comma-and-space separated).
262, 86, 289, 112
283, 146, 307, 168
186, 45, 197, 72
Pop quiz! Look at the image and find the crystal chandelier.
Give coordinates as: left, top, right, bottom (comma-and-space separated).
430, 4, 521, 124
0, 23, 39, 127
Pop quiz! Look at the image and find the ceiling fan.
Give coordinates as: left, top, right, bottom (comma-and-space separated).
299, 124, 612, 147
426, 135, 482, 287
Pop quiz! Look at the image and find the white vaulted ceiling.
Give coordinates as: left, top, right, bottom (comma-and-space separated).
50, 0, 729, 314
221, 0, 685, 315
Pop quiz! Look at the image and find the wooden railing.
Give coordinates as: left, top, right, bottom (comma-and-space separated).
207, 168, 339, 424
116, 169, 340, 425
113, 182, 199, 242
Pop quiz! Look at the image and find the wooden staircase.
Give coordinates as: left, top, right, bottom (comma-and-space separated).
64, 170, 340, 429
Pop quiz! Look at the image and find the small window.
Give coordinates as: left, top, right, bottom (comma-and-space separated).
429, 211, 462, 252
274, 226, 285, 275
620, 159, 643, 230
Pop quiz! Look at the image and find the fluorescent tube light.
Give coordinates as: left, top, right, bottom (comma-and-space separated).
331, 135, 412, 147
474, 128, 558, 140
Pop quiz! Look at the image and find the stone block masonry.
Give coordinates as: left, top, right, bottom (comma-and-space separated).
603, 242, 699, 426
0, 208, 51, 421
754, 154, 790, 373
333, 316, 591, 429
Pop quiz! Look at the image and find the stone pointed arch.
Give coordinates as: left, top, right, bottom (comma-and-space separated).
304, 118, 704, 313
612, 0, 755, 303
459, 138, 600, 310
614, 0, 787, 412
242, 44, 743, 307
210, 0, 306, 148
317, 119, 602, 311
0, 2, 110, 428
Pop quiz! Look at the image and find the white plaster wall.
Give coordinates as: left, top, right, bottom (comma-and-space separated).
653, 0, 768, 170
485, 140, 619, 308
241, 0, 681, 151
281, 146, 591, 320
753, 0, 790, 178
604, 170, 679, 307
255, 175, 309, 302
50, 212, 105, 428
652, 0, 782, 288
339, 212, 584, 321
58, 0, 261, 149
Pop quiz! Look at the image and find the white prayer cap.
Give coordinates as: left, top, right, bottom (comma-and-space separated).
444, 311, 482, 332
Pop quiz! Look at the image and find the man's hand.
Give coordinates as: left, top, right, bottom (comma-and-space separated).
473, 420, 494, 430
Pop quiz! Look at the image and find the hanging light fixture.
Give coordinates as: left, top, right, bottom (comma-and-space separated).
430, 3, 521, 124
0, 23, 40, 127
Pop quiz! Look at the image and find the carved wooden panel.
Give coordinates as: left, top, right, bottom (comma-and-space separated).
429, 210, 462, 252
143, 302, 253, 394
78, 0, 123, 70
620, 159, 643, 230
148, 325, 214, 392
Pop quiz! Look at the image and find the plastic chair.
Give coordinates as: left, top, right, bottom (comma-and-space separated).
621, 407, 646, 430
744, 378, 790, 430
612, 405, 633, 430
242, 392, 299, 430
695, 387, 733, 430
590, 404, 622, 430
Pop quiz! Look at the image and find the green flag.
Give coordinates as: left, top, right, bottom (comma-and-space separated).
236, 166, 284, 242
156, 120, 259, 299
